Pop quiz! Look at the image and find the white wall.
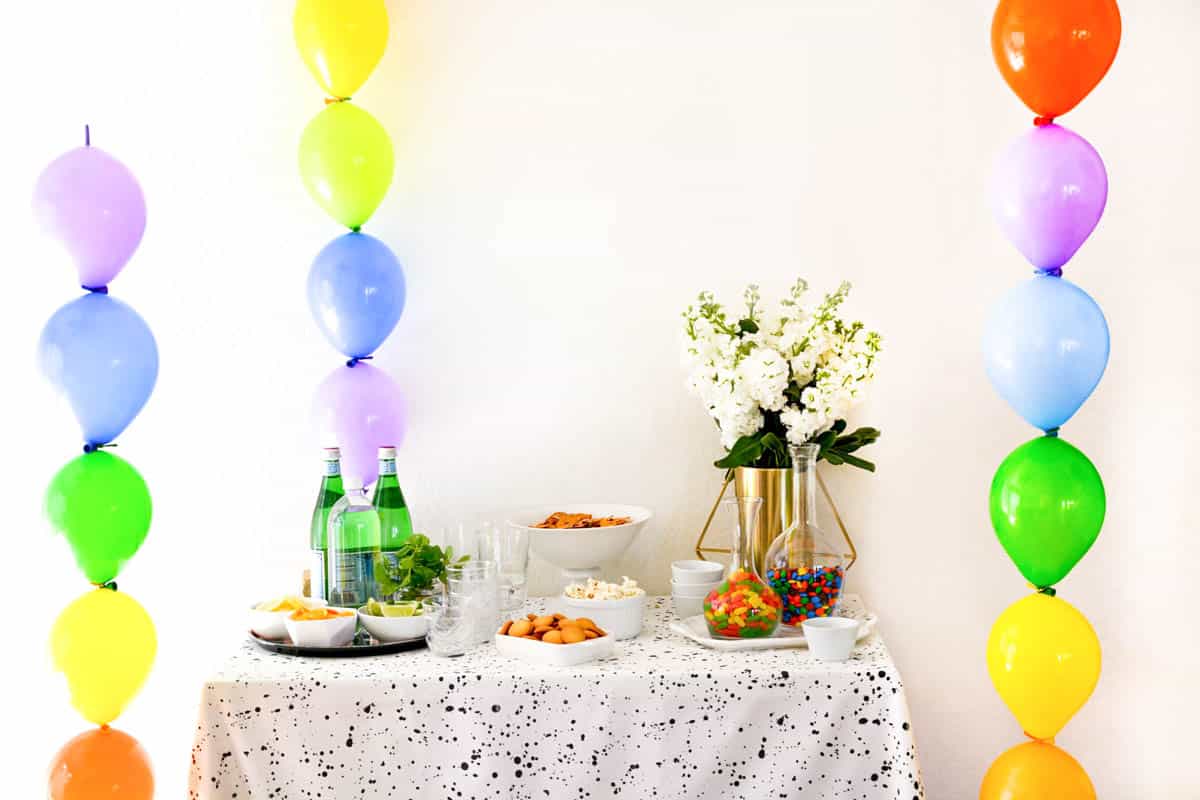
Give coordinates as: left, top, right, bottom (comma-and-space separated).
2, 1, 1197, 797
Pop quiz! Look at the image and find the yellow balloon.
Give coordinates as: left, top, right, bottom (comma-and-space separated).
987, 593, 1100, 740
51, 589, 156, 726
299, 102, 395, 229
294, 0, 389, 98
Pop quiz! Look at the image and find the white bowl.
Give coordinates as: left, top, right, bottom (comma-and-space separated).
671, 559, 724, 585
560, 593, 645, 640
802, 617, 859, 661
508, 504, 652, 572
494, 630, 615, 667
669, 577, 722, 598
249, 598, 327, 640
283, 608, 357, 648
357, 608, 429, 642
671, 594, 705, 620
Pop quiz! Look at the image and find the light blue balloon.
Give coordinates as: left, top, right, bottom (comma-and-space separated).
307, 232, 406, 359
983, 274, 1109, 432
38, 293, 159, 447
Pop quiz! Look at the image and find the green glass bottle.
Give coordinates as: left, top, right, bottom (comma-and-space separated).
373, 446, 414, 601
308, 447, 344, 601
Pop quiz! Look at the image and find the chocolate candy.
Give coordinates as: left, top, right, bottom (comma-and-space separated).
765, 564, 844, 627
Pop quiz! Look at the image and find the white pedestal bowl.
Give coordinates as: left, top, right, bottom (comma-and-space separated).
508, 504, 652, 588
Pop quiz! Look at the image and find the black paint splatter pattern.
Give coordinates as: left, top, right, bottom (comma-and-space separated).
189, 595, 923, 799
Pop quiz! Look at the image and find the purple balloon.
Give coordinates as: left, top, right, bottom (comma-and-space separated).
33, 140, 147, 289
313, 363, 406, 489
990, 124, 1107, 272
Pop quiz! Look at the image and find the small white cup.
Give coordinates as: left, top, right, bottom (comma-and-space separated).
670, 577, 721, 598
802, 617, 859, 661
671, 560, 724, 585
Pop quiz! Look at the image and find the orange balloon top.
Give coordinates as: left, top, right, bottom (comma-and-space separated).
992, 0, 1122, 118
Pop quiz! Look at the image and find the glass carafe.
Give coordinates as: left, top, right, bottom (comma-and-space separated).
703, 497, 782, 639
326, 488, 381, 608
764, 443, 851, 628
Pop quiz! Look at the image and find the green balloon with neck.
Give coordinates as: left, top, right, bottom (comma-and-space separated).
990, 435, 1105, 589
46, 451, 152, 585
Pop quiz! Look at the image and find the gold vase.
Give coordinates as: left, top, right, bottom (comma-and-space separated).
695, 466, 856, 575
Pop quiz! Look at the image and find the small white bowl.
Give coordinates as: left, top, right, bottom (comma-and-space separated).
494, 630, 615, 667
284, 608, 357, 648
670, 577, 722, 598
671, 594, 705, 620
671, 559, 724, 585
560, 593, 645, 640
802, 617, 859, 661
357, 608, 429, 642
249, 599, 327, 640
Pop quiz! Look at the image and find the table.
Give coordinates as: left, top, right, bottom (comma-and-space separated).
189, 595, 923, 799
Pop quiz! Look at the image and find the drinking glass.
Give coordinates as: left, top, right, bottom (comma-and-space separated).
445, 561, 501, 644
424, 595, 477, 657
440, 523, 480, 562
478, 523, 530, 612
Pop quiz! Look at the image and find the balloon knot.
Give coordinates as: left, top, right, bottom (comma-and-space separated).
82, 285, 109, 294
83, 442, 116, 453
85, 124, 91, 147
351, 226, 362, 233
1033, 116, 1055, 127
1034, 267, 1062, 278
100, 580, 118, 592
324, 96, 351, 105
1036, 585, 1057, 597
1042, 427, 1060, 438
346, 355, 374, 368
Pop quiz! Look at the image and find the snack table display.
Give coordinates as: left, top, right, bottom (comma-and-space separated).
189, 595, 923, 800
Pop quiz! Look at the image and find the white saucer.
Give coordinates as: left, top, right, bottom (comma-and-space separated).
669, 611, 876, 651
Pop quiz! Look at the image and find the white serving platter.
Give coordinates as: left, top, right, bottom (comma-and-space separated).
670, 612, 877, 652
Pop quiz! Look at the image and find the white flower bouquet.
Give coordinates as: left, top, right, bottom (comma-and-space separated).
681, 279, 882, 471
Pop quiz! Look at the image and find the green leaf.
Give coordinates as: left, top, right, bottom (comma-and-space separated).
714, 434, 764, 470
836, 452, 876, 472
738, 318, 759, 334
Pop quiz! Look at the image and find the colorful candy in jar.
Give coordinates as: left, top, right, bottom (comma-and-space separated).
703, 569, 782, 639
765, 564, 844, 628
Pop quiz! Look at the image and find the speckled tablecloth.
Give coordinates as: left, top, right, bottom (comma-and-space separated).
189, 595, 923, 799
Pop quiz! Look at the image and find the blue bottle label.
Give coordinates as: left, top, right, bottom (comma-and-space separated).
379, 459, 397, 476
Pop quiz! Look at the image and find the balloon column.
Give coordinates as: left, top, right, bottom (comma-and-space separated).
981, 2, 1119, 797
35, 127, 157, 799
295, 0, 406, 489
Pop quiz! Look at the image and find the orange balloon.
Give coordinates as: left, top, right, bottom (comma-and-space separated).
48, 726, 154, 800
980, 741, 1095, 800
991, 0, 1121, 119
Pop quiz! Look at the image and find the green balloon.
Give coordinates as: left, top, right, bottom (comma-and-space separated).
990, 436, 1105, 588
45, 451, 152, 584
299, 102, 394, 230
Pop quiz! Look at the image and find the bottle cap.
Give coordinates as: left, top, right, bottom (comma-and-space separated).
322, 447, 341, 460
377, 445, 397, 459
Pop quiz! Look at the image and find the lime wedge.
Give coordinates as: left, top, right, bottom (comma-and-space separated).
381, 602, 421, 618
363, 598, 383, 617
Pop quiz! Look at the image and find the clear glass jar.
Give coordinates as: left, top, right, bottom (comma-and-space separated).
703, 497, 782, 639
326, 488, 381, 608
763, 443, 851, 628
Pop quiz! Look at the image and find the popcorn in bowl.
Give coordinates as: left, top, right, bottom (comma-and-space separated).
564, 576, 645, 601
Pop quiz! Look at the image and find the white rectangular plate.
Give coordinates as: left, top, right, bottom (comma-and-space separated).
670, 612, 876, 652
